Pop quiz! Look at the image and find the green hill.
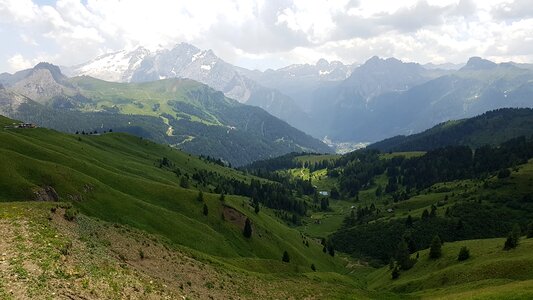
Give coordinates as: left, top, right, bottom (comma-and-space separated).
2, 114, 533, 298
2, 64, 331, 166
369, 108, 533, 152
367, 237, 533, 299
0, 115, 339, 272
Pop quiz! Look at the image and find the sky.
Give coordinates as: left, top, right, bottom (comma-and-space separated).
0, 0, 532, 73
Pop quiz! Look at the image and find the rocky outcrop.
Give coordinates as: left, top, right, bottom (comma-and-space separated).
32, 186, 59, 201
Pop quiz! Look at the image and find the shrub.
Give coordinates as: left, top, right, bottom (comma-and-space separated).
282, 250, 290, 263
391, 265, 400, 280
504, 224, 521, 250
457, 246, 470, 261
311, 264, 316, 271
497, 168, 511, 179
63, 207, 78, 221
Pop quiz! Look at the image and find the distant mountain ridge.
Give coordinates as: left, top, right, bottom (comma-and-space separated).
304, 56, 533, 142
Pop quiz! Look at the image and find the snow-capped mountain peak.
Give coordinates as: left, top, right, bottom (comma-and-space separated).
68, 47, 150, 82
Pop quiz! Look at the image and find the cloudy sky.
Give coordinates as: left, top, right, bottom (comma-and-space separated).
0, 0, 532, 72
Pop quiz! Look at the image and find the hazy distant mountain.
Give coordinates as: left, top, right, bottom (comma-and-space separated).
239, 58, 356, 112
67, 43, 309, 130
297, 56, 533, 143
345, 57, 533, 142
303, 56, 448, 140
423, 62, 464, 70
0, 63, 331, 165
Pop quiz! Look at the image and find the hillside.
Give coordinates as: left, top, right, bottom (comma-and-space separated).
367, 237, 533, 299
240, 138, 533, 298
0, 64, 331, 166
0, 115, 335, 269
369, 108, 533, 152
0, 202, 381, 299
2, 115, 533, 298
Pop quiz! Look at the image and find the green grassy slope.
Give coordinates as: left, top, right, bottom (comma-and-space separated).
367, 237, 533, 299
69, 76, 332, 165
0, 201, 385, 299
0, 115, 340, 274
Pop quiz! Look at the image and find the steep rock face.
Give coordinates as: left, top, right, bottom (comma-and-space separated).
8, 63, 77, 104
0, 89, 30, 115
460, 57, 498, 71
32, 186, 59, 202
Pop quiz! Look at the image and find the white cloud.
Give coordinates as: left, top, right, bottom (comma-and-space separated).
7, 54, 35, 70
0, 0, 532, 72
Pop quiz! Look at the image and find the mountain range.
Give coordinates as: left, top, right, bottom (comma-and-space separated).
0, 62, 330, 166
300, 56, 533, 142
65, 43, 313, 130
63, 43, 533, 146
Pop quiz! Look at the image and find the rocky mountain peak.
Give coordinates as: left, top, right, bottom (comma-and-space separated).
462, 57, 497, 71
32, 62, 65, 82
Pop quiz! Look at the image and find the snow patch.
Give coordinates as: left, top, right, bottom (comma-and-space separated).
200, 65, 212, 71
192, 51, 206, 62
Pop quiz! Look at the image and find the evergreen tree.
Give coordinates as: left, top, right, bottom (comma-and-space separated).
311, 264, 316, 271
429, 205, 437, 218
504, 224, 521, 250
180, 176, 189, 188
197, 191, 204, 202
282, 250, 290, 263
243, 218, 252, 238
396, 240, 414, 270
330, 187, 340, 199
327, 244, 335, 257
429, 235, 442, 259
203, 203, 208, 216
254, 201, 260, 214
421, 209, 429, 219
405, 215, 413, 227
391, 265, 400, 280
219, 193, 225, 202
457, 246, 470, 261
375, 184, 383, 198
320, 198, 329, 211
527, 222, 533, 238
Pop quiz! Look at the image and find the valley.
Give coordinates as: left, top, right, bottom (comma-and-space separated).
1, 109, 532, 298
1, 4, 533, 297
